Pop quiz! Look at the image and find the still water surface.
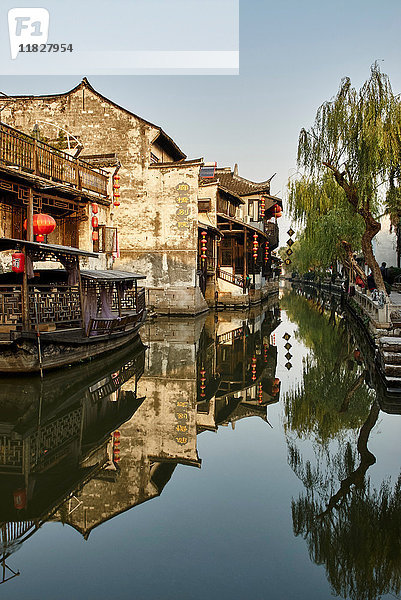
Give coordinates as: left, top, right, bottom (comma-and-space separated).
0, 291, 400, 600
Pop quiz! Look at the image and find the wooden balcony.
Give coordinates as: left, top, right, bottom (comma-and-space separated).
0, 122, 108, 197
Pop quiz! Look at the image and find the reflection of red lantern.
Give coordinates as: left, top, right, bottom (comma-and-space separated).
36, 234, 45, 243
200, 366, 206, 397
24, 214, 56, 236
13, 488, 26, 510
251, 356, 257, 381
91, 203, 99, 214
12, 251, 25, 273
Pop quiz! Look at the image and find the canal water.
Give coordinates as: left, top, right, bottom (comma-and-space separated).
0, 290, 400, 600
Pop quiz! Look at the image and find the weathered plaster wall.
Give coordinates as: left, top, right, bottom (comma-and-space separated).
1, 83, 207, 314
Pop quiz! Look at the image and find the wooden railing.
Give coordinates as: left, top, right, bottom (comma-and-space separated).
217, 268, 245, 289
0, 122, 108, 196
217, 326, 244, 344
29, 285, 81, 325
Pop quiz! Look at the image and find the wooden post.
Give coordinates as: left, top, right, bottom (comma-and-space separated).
116, 283, 122, 317
22, 247, 30, 331
27, 188, 34, 242
77, 258, 86, 330
243, 228, 247, 294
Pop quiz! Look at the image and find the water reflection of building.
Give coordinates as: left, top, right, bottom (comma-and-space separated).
197, 304, 281, 432
0, 301, 281, 577
0, 340, 146, 576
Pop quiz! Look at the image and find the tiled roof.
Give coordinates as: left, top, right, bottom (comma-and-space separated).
211, 169, 272, 196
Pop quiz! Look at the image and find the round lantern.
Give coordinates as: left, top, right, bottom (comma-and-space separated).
200, 366, 206, 398
92, 230, 99, 242
92, 216, 99, 228
114, 430, 121, 440
91, 203, 99, 214
260, 197, 265, 219
12, 251, 25, 273
113, 200, 121, 207
24, 213, 56, 236
253, 233, 258, 260
273, 204, 282, 218
200, 231, 207, 261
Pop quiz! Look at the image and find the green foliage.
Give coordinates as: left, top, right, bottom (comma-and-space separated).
281, 292, 373, 443
289, 64, 401, 284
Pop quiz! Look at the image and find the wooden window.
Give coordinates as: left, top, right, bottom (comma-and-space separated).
150, 152, 159, 163
198, 199, 211, 213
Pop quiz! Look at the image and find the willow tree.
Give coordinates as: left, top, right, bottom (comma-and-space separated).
294, 64, 401, 292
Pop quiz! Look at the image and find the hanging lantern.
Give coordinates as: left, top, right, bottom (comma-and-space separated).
91, 203, 99, 214
273, 204, 282, 219
12, 251, 25, 273
251, 356, 257, 381
92, 216, 99, 228
258, 383, 263, 404
264, 242, 270, 263
114, 430, 121, 440
253, 233, 258, 260
24, 213, 56, 236
200, 231, 207, 262
113, 175, 121, 208
92, 230, 99, 242
260, 197, 265, 219
13, 488, 27, 510
36, 234, 45, 243
200, 366, 206, 398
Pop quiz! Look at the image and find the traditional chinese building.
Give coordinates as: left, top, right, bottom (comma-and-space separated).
0, 79, 283, 314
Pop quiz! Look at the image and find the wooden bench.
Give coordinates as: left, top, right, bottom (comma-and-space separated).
86, 313, 140, 337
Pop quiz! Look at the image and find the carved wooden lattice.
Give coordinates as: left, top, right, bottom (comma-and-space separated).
0, 436, 23, 472
29, 407, 82, 470
0, 286, 22, 325
29, 286, 81, 325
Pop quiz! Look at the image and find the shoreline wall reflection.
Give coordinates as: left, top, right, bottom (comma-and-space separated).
282, 290, 401, 600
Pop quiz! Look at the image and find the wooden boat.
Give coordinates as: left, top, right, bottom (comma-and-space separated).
0, 238, 147, 373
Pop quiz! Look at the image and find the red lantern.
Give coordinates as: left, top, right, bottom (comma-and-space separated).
36, 234, 45, 243
114, 430, 121, 440
265, 242, 270, 263
92, 231, 99, 242
200, 366, 206, 398
12, 251, 25, 273
92, 216, 99, 228
24, 214, 56, 236
13, 488, 27, 510
253, 233, 258, 260
91, 203, 99, 214
260, 197, 265, 219
273, 204, 282, 218
258, 383, 263, 404
200, 231, 207, 261
113, 200, 121, 207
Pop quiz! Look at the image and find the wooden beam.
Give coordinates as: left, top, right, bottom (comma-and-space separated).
27, 188, 34, 242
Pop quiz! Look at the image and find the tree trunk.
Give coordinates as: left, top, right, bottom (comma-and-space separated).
360, 213, 386, 293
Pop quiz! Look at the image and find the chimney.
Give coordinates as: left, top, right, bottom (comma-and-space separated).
233, 163, 239, 176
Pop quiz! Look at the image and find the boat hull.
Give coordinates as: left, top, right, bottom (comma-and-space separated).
0, 311, 147, 374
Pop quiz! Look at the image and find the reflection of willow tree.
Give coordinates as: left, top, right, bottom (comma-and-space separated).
282, 292, 373, 443
282, 292, 401, 600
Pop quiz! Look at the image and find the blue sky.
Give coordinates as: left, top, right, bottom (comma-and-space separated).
1, 0, 401, 202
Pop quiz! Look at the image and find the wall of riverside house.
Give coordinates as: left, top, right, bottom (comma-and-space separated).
0, 83, 207, 314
